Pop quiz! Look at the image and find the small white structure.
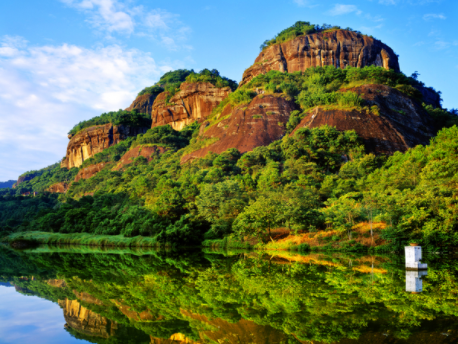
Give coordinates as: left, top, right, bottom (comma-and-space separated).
405, 246, 427, 270
406, 270, 428, 293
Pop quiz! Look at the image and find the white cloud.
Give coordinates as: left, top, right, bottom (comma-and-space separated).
379, 0, 397, 4
328, 4, 362, 16
60, 0, 190, 49
0, 35, 176, 180
423, 13, 446, 20
61, 0, 135, 34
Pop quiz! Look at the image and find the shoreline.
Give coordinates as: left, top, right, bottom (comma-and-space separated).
3, 231, 398, 252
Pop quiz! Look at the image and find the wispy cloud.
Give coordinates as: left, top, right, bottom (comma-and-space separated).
60, 0, 190, 49
378, 0, 397, 4
0, 35, 178, 180
434, 40, 458, 50
423, 13, 446, 20
328, 4, 362, 16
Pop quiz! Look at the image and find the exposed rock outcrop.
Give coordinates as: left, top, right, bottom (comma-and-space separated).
59, 298, 116, 338
113, 145, 167, 170
61, 124, 149, 169
240, 30, 400, 87
126, 93, 157, 114
181, 94, 298, 163
292, 84, 435, 154
48, 182, 69, 193
16, 173, 38, 186
151, 82, 231, 131
74, 162, 106, 182
182, 84, 434, 162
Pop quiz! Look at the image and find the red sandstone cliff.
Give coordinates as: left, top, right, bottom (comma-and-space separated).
151, 82, 231, 131
182, 85, 434, 163
181, 94, 298, 163
61, 124, 149, 169
240, 30, 400, 87
292, 84, 435, 154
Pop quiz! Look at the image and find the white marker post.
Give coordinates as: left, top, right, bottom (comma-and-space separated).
405, 245, 427, 270
406, 270, 428, 293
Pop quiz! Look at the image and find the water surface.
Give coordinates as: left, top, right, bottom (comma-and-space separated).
1, 245, 458, 344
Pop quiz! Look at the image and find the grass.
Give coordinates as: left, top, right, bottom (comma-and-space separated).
3, 231, 162, 248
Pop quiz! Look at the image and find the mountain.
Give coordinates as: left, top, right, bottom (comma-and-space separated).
2, 21, 458, 250
0, 180, 16, 189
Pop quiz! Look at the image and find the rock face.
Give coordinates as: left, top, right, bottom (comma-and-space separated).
151, 82, 232, 131
416, 85, 441, 108
74, 162, 106, 182
126, 93, 157, 114
17, 173, 38, 186
240, 30, 400, 87
59, 298, 116, 338
61, 124, 149, 169
48, 182, 69, 193
113, 145, 167, 170
292, 84, 435, 154
181, 94, 298, 163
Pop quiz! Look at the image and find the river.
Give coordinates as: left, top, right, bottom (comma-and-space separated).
0, 245, 457, 344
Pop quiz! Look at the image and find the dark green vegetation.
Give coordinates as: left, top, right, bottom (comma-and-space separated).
68, 109, 152, 136
1, 66, 457, 250
2, 247, 458, 343
260, 21, 365, 50
1, 163, 77, 197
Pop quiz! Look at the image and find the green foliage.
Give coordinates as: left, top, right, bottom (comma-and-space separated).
11, 164, 78, 196
137, 85, 164, 96
423, 103, 458, 129
185, 68, 238, 91
68, 109, 152, 135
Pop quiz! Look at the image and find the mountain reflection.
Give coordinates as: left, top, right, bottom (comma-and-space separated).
1, 246, 458, 344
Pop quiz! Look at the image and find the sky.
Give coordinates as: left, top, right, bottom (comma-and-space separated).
0, 0, 456, 181
0, 286, 82, 344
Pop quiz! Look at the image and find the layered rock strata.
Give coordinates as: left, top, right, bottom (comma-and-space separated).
61, 124, 148, 169
240, 30, 400, 86
126, 93, 157, 114
151, 82, 232, 131
292, 84, 435, 154
181, 94, 298, 163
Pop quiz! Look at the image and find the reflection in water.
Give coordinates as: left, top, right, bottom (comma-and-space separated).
405, 269, 428, 293
1, 246, 458, 344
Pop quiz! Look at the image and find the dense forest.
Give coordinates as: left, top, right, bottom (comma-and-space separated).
1, 65, 458, 251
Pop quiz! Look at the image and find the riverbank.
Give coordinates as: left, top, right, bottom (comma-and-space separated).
2, 223, 397, 252
2, 231, 161, 248
203, 222, 396, 252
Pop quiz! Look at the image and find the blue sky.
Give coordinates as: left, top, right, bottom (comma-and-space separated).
0, 0, 456, 180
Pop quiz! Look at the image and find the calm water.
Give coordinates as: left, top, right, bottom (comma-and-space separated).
1, 245, 458, 344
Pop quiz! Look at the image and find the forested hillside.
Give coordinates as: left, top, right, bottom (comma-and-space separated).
1, 22, 458, 251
